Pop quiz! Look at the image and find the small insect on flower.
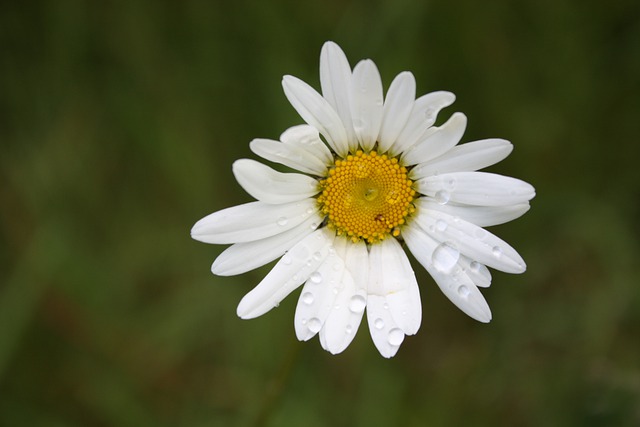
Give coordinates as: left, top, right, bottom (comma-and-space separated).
191, 41, 535, 358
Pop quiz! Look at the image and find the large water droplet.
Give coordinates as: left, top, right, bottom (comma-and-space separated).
307, 317, 321, 333
492, 246, 502, 258
432, 242, 460, 273
458, 285, 470, 298
436, 219, 448, 232
277, 216, 288, 226
388, 328, 404, 346
281, 254, 292, 265
349, 295, 366, 313
435, 190, 450, 205
310, 271, 322, 283
374, 318, 385, 330
302, 292, 314, 305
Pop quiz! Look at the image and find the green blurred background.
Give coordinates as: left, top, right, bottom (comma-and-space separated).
1, 0, 639, 425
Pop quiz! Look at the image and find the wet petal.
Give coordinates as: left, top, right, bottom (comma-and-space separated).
282, 75, 349, 156
410, 139, 513, 179
320, 41, 357, 152
233, 159, 319, 204
237, 228, 335, 319
404, 224, 492, 322
350, 59, 384, 151
414, 209, 527, 274
416, 171, 536, 206
280, 124, 333, 165
377, 72, 416, 153
416, 198, 531, 227
401, 112, 467, 166
211, 213, 322, 276
191, 199, 317, 244
250, 138, 328, 176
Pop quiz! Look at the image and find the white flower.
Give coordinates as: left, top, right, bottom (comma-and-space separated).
191, 41, 535, 358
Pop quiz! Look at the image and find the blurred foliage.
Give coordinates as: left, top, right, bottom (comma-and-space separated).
1, 0, 640, 426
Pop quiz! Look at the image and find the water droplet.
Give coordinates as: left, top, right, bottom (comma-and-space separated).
310, 272, 322, 283
374, 318, 385, 330
383, 303, 389, 310
310, 222, 318, 230
277, 216, 288, 226
348, 295, 366, 313
435, 190, 450, 205
328, 246, 336, 256
302, 292, 314, 305
469, 261, 481, 273
446, 178, 456, 189
332, 287, 339, 295
306, 207, 314, 214
345, 325, 353, 334
388, 328, 404, 346
436, 219, 448, 232
424, 107, 435, 117
492, 246, 502, 258
458, 285, 470, 298
313, 251, 322, 261
432, 242, 460, 273
307, 317, 321, 333
281, 255, 292, 265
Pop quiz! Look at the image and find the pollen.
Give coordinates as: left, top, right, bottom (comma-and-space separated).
317, 150, 416, 244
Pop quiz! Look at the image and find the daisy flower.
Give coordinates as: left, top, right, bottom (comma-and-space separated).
191, 41, 535, 358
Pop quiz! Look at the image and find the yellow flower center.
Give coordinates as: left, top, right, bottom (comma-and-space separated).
317, 150, 416, 243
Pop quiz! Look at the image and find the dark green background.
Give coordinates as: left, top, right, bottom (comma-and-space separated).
2, 0, 639, 426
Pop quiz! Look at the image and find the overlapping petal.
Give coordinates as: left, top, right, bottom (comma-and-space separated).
350, 59, 384, 151
237, 228, 335, 319
191, 199, 317, 244
233, 159, 319, 204
377, 72, 416, 153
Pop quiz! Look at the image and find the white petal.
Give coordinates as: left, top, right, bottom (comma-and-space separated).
410, 139, 513, 179
294, 245, 345, 341
414, 209, 527, 274
404, 225, 492, 322
377, 72, 416, 153
391, 91, 456, 156
366, 295, 404, 358
191, 199, 317, 244
211, 212, 323, 276
416, 172, 536, 206
236, 228, 335, 319
320, 42, 357, 152
350, 59, 384, 151
401, 112, 467, 166
249, 138, 328, 176
282, 75, 349, 156
344, 240, 369, 291
233, 159, 319, 204
458, 255, 492, 288
280, 124, 333, 165
318, 269, 365, 354
368, 238, 421, 335
416, 198, 531, 227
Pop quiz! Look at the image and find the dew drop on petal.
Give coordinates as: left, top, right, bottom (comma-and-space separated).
388, 328, 404, 346
469, 261, 481, 273
436, 219, 448, 232
383, 303, 389, 310
307, 317, 321, 333
435, 190, 450, 205
374, 318, 385, 330
492, 246, 503, 258
458, 285, 470, 298
302, 292, 314, 305
310, 271, 322, 283
277, 216, 288, 226
313, 251, 322, 261
345, 325, 353, 334
432, 242, 460, 273
310, 222, 318, 230
348, 295, 366, 313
